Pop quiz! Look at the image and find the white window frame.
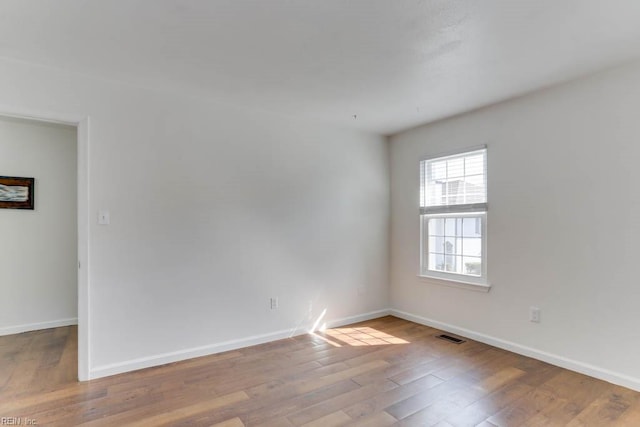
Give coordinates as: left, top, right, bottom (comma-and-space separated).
419, 146, 489, 289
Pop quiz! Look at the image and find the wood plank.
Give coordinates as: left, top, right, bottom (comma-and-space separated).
286, 379, 397, 425
343, 372, 449, 421
385, 380, 462, 420
349, 411, 397, 426
444, 381, 533, 426
96, 390, 249, 427
0, 318, 638, 427
398, 399, 464, 426
295, 360, 389, 394
564, 387, 636, 426
209, 417, 245, 427
245, 379, 360, 425
486, 387, 558, 426
300, 410, 351, 427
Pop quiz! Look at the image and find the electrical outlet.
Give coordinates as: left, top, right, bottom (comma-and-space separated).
530, 306, 541, 323
270, 297, 279, 310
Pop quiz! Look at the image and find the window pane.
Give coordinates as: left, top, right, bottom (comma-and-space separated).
443, 255, 462, 273
463, 256, 482, 276
463, 175, 485, 204
446, 180, 463, 204
465, 191, 484, 204
429, 253, 445, 271
424, 214, 484, 279
464, 174, 484, 186
462, 217, 481, 237
428, 236, 445, 253
428, 218, 444, 236
462, 237, 482, 256
429, 160, 447, 181
444, 217, 459, 236
421, 148, 486, 208
465, 154, 484, 175
447, 158, 464, 179
426, 181, 444, 206
443, 236, 461, 255
443, 254, 455, 272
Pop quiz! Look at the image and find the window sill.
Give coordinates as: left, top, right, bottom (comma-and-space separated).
418, 275, 491, 293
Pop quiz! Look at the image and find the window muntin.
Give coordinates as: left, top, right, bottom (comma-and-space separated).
420, 148, 487, 214
420, 147, 487, 284
423, 214, 484, 276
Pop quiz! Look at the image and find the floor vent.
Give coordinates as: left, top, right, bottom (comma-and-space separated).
436, 334, 466, 344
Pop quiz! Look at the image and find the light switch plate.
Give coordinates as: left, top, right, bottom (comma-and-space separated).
98, 210, 110, 225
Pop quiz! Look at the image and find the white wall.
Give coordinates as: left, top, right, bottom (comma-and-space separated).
0, 116, 77, 335
390, 59, 640, 389
0, 57, 390, 378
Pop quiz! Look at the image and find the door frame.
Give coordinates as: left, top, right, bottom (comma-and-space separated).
0, 106, 90, 381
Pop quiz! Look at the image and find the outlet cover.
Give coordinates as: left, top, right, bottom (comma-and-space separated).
530, 306, 541, 323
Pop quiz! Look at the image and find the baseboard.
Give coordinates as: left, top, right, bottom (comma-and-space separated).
0, 318, 78, 336
37, 308, 639, 391
89, 308, 391, 380
390, 309, 640, 392
325, 308, 391, 329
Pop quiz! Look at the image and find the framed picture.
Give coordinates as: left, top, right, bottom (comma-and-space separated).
0, 176, 35, 210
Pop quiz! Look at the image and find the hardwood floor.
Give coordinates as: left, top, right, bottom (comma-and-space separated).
1, 316, 639, 426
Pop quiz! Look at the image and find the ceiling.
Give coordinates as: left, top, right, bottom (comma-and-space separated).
1, 1, 640, 135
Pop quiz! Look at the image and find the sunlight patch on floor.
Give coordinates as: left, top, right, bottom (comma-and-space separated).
321, 326, 410, 346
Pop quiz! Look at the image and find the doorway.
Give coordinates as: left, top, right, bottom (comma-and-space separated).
0, 111, 89, 381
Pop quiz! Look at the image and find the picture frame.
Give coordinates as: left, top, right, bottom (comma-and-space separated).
0, 176, 35, 210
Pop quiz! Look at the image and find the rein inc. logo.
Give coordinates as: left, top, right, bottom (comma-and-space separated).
1, 418, 37, 425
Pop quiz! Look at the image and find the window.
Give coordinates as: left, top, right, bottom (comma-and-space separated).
420, 147, 488, 285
